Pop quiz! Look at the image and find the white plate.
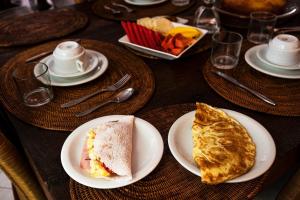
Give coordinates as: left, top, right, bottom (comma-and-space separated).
124, 0, 168, 6
44, 50, 100, 78
245, 45, 300, 79
118, 23, 208, 60
35, 50, 108, 87
168, 110, 276, 183
61, 115, 164, 189
256, 44, 300, 70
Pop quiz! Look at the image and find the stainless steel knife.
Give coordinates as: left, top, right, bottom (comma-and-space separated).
213, 70, 276, 106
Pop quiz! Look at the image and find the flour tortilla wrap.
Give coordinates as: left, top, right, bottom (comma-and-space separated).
80, 115, 134, 181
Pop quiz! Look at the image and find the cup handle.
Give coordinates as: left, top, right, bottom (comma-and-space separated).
76, 60, 85, 72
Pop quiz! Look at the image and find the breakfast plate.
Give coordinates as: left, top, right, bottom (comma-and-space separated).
61, 115, 164, 189
43, 49, 100, 78
118, 23, 207, 60
256, 44, 300, 70
35, 50, 108, 86
245, 45, 300, 79
168, 110, 276, 183
124, 0, 168, 6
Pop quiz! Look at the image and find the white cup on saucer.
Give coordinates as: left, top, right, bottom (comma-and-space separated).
53, 41, 87, 74
265, 34, 300, 67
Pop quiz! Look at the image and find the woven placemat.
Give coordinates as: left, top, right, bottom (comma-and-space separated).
0, 8, 88, 47
92, 0, 195, 21
203, 41, 300, 116
0, 39, 155, 131
69, 103, 269, 199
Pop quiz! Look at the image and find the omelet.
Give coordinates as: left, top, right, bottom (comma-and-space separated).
192, 103, 256, 184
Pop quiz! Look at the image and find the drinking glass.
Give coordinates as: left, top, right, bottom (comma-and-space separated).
247, 11, 277, 44
13, 62, 53, 107
211, 31, 243, 69
194, 0, 220, 34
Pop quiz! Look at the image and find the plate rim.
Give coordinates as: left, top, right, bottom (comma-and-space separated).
245, 45, 300, 79
61, 115, 164, 189
168, 109, 276, 183
124, 0, 168, 6
118, 22, 208, 60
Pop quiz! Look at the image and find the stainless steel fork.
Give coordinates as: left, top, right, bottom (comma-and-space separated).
61, 74, 131, 108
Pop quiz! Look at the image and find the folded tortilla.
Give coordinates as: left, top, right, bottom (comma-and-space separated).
80, 115, 134, 180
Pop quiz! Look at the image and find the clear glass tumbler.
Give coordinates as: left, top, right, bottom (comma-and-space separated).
211, 31, 243, 69
13, 62, 53, 107
247, 11, 277, 44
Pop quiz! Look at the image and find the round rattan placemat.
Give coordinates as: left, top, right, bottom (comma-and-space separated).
0, 39, 155, 131
69, 103, 269, 200
92, 0, 195, 21
203, 41, 300, 116
0, 8, 88, 47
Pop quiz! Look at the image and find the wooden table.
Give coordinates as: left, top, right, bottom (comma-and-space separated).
0, 1, 300, 200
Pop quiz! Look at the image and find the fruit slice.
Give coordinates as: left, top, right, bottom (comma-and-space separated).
168, 27, 201, 38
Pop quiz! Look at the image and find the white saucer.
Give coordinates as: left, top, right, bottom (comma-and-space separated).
35, 50, 108, 87
245, 45, 300, 79
124, 0, 168, 6
256, 44, 300, 70
42, 50, 99, 78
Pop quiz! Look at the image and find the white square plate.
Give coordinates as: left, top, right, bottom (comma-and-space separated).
118, 22, 208, 60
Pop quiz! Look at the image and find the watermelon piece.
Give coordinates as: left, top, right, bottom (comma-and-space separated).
140, 25, 157, 49
126, 21, 139, 45
131, 22, 144, 46
121, 21, 134, 43
137, 24, 151, 48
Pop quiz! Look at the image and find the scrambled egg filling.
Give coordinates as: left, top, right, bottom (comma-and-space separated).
87, 129, 112, 177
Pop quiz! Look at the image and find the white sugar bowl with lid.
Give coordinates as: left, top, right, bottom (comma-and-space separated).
53, 41, 87, 75
265, 34, 300, 67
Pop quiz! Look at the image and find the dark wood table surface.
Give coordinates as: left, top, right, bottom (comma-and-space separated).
0, 1, 300, 200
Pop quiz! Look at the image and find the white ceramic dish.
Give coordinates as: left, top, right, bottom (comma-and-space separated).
124, 0, 168, 6
61, 115, 164, 189
35, 50, 108, 87
256, 44, 300, 70
245, 45, 300, 79
168, 110, 276, 183
45, 50, 100, 78
118, 23, 208, 60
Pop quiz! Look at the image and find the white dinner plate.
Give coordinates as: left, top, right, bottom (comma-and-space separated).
61, 115, 164, 189
168, 110, 276, 183
124, 0, 168, 6
245, 45, 300, 79
35, 50, 108, 87
256, 44, 300, 70
44, 50, 100, 78
118, 22, 208, 60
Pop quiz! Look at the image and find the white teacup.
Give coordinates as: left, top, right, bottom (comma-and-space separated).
265, 34, 300, 66
53, 41, 87, 74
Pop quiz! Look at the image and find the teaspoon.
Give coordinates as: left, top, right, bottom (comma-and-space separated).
75, 88, 134, 117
